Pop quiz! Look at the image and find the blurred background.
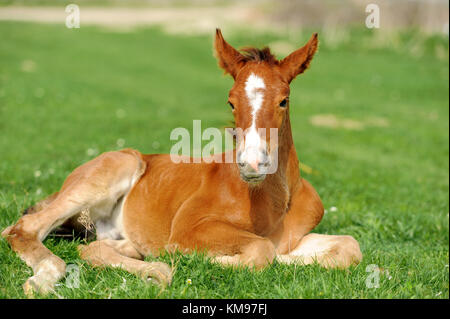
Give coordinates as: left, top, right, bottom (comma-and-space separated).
0, 0, 449, 33
0, 0, 448, 298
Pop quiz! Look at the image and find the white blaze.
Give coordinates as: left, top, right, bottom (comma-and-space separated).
242, 73, 266, 166
245, 73, 266, 124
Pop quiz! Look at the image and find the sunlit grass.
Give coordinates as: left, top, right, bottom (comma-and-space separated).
0, 22, 448, 299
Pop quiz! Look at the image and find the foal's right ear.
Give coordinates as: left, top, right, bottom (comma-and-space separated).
214, 29, 245, 80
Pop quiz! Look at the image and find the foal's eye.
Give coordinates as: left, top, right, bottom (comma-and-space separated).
228, 101, 235, 110
279, 99, 288, 107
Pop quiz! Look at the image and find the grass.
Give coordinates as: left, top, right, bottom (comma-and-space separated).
0, 21, 448, 299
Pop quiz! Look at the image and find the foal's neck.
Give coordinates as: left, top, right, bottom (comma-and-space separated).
272, 111, 300, 192
245, 112, 300, 231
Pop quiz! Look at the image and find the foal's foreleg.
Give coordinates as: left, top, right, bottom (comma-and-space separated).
276, 233, 362, 268
170, 218, 276, 269
271, 179, 362, 268
1, 150, 145, 296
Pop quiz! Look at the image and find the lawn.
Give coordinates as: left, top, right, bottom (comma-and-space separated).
0, 21, 448, 299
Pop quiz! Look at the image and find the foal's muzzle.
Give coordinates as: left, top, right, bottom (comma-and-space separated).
237, 148, 271, 183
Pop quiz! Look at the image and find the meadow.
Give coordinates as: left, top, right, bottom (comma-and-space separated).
0, 21, 448, 298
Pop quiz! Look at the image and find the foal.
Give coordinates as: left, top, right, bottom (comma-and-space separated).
2, 29, 362, 296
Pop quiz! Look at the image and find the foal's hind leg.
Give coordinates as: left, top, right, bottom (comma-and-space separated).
78, 239, 172, 286
23, 192, 59, 215
1, 149, 146, 296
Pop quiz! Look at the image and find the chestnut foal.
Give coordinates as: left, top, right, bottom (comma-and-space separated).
2, 29, 362, 296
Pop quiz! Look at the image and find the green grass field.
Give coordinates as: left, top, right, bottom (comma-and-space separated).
0, 21, 448, 299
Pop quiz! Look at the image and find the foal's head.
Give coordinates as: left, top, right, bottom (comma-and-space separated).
214, 29, 319, 183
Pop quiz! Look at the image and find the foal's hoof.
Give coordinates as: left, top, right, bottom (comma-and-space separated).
23, 276, 55, 298
22, 257, 66, 298
141, 262, 173, 287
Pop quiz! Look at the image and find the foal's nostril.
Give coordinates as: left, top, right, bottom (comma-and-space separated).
259, 160, 270, 169
260, 152, 270, 168
238, 162, 245, 168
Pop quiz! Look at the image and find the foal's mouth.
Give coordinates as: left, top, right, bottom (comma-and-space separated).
239, 172, 266, 184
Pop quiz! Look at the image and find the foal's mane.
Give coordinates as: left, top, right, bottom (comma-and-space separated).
239, 47, 279, 65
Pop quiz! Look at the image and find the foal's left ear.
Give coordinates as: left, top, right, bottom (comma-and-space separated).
279, 33, 319, 83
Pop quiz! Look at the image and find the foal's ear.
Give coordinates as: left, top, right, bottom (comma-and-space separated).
214, 28, 245, 80
279, 33, 319, 83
